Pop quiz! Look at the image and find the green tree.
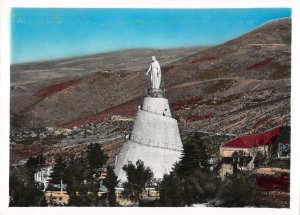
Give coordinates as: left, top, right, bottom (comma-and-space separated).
9, 158, 47, 206
159, 165, 184, 207
159, 133, 221, 206
178, 133, 210, 176
67, 178, 100, 206
64, 155, 78, 186
64, 156, 91, 186
26, 154, 46, 170
182, 169, 220, 206
103, 166, 119, 206
25, 155, 46, 182
63, 146, 109, 206
217, 171, 257, 207
87, 143, 108, 172
9, 178, 46, 206
65, 156, 101, 206
122, 160, 154, 204
49, 155, 66, 186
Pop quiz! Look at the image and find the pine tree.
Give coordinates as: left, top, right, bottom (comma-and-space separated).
178, 133, 210, 177
159, 133, 221, 206
87, 143, 108, 172
103, 166, 119, 206
65, 156, 100, 206
26, 154, 46, 169
159, 165, 184, 207
49, 156, 66, 185
26, 154, 46, 183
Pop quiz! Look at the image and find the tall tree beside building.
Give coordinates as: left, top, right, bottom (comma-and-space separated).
65, 156, 100, 206
26, 154, 46, 170
178, 133, 210, 176
103, 166, 119, 206
87, 143, 108, 172
159, 165, 184, 207
122, 160, 154, 204
159, 133, 221, 206
25, 155, 46, 182
49, 156, 66, 185
64, 144, 110, 206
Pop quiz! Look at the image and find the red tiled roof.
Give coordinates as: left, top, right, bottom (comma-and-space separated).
223, 127, 281, 148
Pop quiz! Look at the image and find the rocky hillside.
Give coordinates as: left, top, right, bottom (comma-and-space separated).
10, 47, 206, 129
11, 18, 291, 135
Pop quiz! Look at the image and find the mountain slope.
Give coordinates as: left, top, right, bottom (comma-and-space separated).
11, 18, 291, 135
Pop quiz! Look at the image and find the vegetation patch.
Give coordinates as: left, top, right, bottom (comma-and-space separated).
100, 72, 115, 79
162, 66, 175, 73
269, 63, 290, 80
196, 67, 227, 81
246, 58, 274, 70
190, 56, 216, 64
170, 96, 202, 111
186, 114, 214, 122
203, 79, 236, 94
217, 172, 257, 207
62, 98, 139, 128
253, 116, 271, 129
119, 72, 131, 78
203, 93, 241, 106
36, 79, 80, 97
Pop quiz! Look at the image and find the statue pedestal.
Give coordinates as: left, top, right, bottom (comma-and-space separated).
147, 88, 164, 98
114, 95, 183, 182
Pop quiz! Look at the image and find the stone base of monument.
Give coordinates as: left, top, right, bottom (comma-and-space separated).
115, 140, 182, 182
147, 88, 164, 98
114, 89, 183, 183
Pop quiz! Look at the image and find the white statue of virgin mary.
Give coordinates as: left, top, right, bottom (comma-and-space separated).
146, 56, 161, 89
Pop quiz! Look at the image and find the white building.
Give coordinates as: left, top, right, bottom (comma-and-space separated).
34, 165, 53, 191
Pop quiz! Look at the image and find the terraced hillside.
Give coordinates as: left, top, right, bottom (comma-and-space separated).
11, 18, 291, 136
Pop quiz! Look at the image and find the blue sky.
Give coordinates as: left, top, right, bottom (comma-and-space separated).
11, 8, 291, 64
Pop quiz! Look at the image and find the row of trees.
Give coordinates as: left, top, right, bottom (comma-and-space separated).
159, 133, 257, 207
47, 143, 155, 206
104, 132, 257, 207
10, 133, 257, 207
9, 143, 117, 206
47, 143, 119, 206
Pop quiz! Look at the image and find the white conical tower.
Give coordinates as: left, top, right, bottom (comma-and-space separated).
114, 88, 183, 182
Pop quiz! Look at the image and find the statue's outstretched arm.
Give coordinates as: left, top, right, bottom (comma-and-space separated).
146, 65, 151, 75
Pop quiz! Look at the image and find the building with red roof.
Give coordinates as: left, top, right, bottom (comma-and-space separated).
220, 127, 281, 158
219, 126, 290, 179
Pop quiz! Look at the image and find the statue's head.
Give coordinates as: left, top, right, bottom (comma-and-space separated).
152, 56, 156, 61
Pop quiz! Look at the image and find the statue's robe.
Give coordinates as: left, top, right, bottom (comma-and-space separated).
149, 60, 161, 89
